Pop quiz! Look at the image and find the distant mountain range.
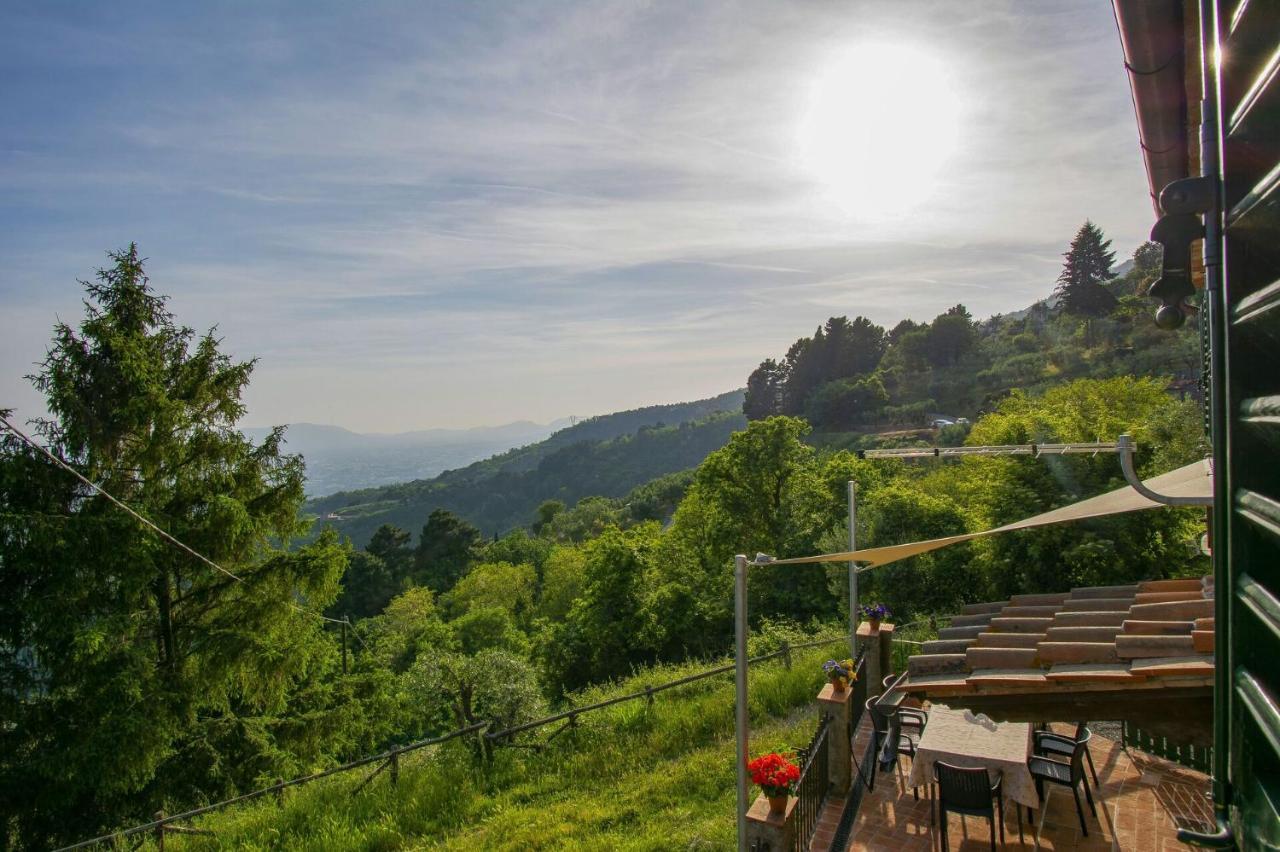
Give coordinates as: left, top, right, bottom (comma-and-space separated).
305, 389, 747, 544
241, 419, 571, 497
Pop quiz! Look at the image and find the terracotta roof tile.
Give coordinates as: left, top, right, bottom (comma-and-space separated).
903, 576, 1215, 700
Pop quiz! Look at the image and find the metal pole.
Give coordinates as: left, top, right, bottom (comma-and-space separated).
734, 554, 749, 851
848, 481, 858, 661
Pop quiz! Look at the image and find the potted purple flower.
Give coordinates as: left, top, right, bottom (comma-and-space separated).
860, 603, 891, 632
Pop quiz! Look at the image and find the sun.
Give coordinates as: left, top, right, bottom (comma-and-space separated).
797, 41, 961, 218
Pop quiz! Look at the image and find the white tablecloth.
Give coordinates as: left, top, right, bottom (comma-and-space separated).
905, 705, 1038, 808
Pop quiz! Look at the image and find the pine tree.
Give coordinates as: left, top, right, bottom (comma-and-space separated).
1054, 221, 1118, 316
0, 246, 347, 847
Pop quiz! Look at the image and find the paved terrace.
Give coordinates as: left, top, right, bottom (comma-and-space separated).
810, 720, 1215, 851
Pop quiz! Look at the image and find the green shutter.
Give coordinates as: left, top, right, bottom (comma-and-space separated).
1212, 0, 1280, 843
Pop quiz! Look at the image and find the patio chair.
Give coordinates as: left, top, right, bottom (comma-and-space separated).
1033, 722, 1100, 785
932, 761, 1020, 851
1027, 734, 1097, 836
864, 696, 926, 799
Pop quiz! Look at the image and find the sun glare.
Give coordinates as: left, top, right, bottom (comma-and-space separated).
797, 41, 961, 218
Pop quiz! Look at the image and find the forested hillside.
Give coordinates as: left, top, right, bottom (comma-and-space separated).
306, 395, 745, 544
744, 227, 1195, 435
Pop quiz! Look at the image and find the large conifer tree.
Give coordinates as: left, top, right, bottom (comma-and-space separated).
1054, 221, 1119, 316
0, 247, 347, 847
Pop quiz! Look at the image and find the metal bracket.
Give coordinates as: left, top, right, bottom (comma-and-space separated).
1148, 176, 1216, 330
1116, 434, 1213, 506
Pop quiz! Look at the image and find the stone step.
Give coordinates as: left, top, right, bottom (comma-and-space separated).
1069, 584, 1139, 599
1138, 578, 1206, 593
998, 605, 1064, 618
949, 613, 995, 628
1121, 620, 1194, 635
1062, 598, 1134, 612
959, 601, 1009, 616
1051, 611, 1129, 627
966, 646, 1039, 670
1009, 592, 1071, 607
1193, 630, 1215, 654
922, 639, 975, 655
1045, 626, 1123, 643
1134, 590, 1204, 604
987, 616, 1055, 633
908, 653, 969, 677
974, 632, 1045, 648
1194, 617, 1215, 631
938, 624, 987, 641
1115, 634, 1196, 659
1036, 642, 1120, 664
1129, 599, 1215, 621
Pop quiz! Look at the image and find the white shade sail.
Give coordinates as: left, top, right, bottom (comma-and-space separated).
769, 459, 1212, 570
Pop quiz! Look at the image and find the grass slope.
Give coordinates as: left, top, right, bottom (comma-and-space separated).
150, 640, 844, 851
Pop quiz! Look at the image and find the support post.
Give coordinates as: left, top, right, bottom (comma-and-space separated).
847, 481, 858, 661
154, 811, 165, 852
745, 796, 797, 851
818, 684, 853, 792
734, 554, 750, 852
858, 621, 894, 700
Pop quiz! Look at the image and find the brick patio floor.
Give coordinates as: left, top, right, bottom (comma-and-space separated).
810, 717, 1215, 851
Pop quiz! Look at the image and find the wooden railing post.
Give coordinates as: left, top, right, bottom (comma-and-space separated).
274, 777, 284, 807
390, 751, 400, 786
780, 640, 792, 670
153, 811, 165, 852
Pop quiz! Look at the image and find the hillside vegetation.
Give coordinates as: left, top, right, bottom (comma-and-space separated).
3, 229, 1210, 849
141, 640, 840, 852
307, 394, 745, 543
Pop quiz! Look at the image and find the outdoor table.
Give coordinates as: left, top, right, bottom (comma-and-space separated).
905, 704, 1039, 809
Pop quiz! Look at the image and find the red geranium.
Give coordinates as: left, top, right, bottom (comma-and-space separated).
747, 752, 801, 797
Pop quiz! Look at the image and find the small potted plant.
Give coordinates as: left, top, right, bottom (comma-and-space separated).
822, 658, 856, 692
747, 752, 801, 814
861, 603, 891, 632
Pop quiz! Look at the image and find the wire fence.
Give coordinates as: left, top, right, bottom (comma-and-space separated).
55, 632, 850, 851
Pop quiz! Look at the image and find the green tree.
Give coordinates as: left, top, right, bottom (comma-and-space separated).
331, 523, 413, 619
541, 524, 660, 694
1055, 221, 1119, 316
413, 508, 481, 593
0, 247, 347, 847
744, 358, 786, 420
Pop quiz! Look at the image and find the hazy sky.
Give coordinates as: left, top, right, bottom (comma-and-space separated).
1, 1, 1154, 433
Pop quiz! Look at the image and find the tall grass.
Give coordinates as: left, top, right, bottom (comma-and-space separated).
144, 640, 846, 851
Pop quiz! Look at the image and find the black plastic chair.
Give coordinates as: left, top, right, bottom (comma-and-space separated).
932, 761, 1020, 851
865, 695, 927, 799
1033, 722, 1100, 785
1027, 733, 1097, 835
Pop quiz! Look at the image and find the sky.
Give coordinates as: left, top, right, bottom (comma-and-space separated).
0, 1, 1155, 433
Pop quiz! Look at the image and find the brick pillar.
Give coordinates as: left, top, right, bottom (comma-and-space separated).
745, 795, 797, 850
857, 621, 895, 698
818, 682, 853, 792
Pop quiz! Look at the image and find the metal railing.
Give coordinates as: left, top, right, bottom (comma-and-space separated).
56, 632, 850, 851
1122, 720, 1214, 774
792, 713, 831, 852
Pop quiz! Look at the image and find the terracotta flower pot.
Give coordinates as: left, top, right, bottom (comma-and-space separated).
768, 794, 789, 814
868, 618, 881, 632
829, 677, 846, 693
